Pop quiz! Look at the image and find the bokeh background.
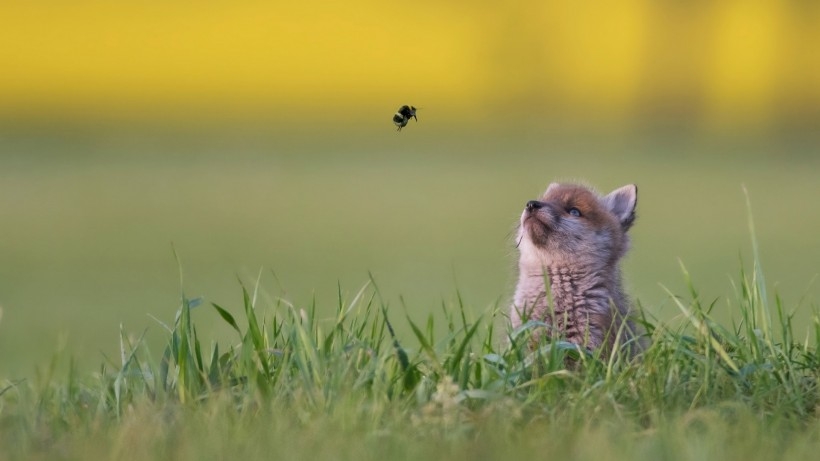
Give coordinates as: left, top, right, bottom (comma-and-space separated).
1, 1, 819, 378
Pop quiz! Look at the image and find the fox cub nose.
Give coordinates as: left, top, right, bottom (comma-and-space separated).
525, 200, 544, 212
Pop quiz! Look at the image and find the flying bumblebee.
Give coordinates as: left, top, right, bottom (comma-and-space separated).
392, 105, 418, 131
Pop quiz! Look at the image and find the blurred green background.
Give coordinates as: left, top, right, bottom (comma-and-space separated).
1, 1, 819, 378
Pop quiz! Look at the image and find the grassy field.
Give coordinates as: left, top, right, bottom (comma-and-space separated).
0, 244, 817, 460
1, 127, 819, 378
0, 126, 819, 459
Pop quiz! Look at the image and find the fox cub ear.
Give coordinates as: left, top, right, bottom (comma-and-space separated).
604, 184, 638, 230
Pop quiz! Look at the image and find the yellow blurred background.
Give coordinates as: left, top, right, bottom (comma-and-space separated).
1, 1, 818, 129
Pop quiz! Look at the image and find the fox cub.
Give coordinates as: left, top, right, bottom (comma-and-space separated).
511, 182, 644, 356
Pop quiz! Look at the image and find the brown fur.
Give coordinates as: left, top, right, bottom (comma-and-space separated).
511, 182, 644, 357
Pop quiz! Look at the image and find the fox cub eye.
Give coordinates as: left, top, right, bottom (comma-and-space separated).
568, 207, 582, 217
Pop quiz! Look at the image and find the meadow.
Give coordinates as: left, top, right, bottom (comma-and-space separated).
0, 218, 818, 460
0, 126, 819, 459
2, 127, 819, 375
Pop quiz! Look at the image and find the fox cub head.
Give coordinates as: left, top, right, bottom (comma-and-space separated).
517, 183, 638, 270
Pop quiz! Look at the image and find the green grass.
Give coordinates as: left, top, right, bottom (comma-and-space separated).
1, 253, 817, 460
1, 129, 819, 459
3, 130, 820, 377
